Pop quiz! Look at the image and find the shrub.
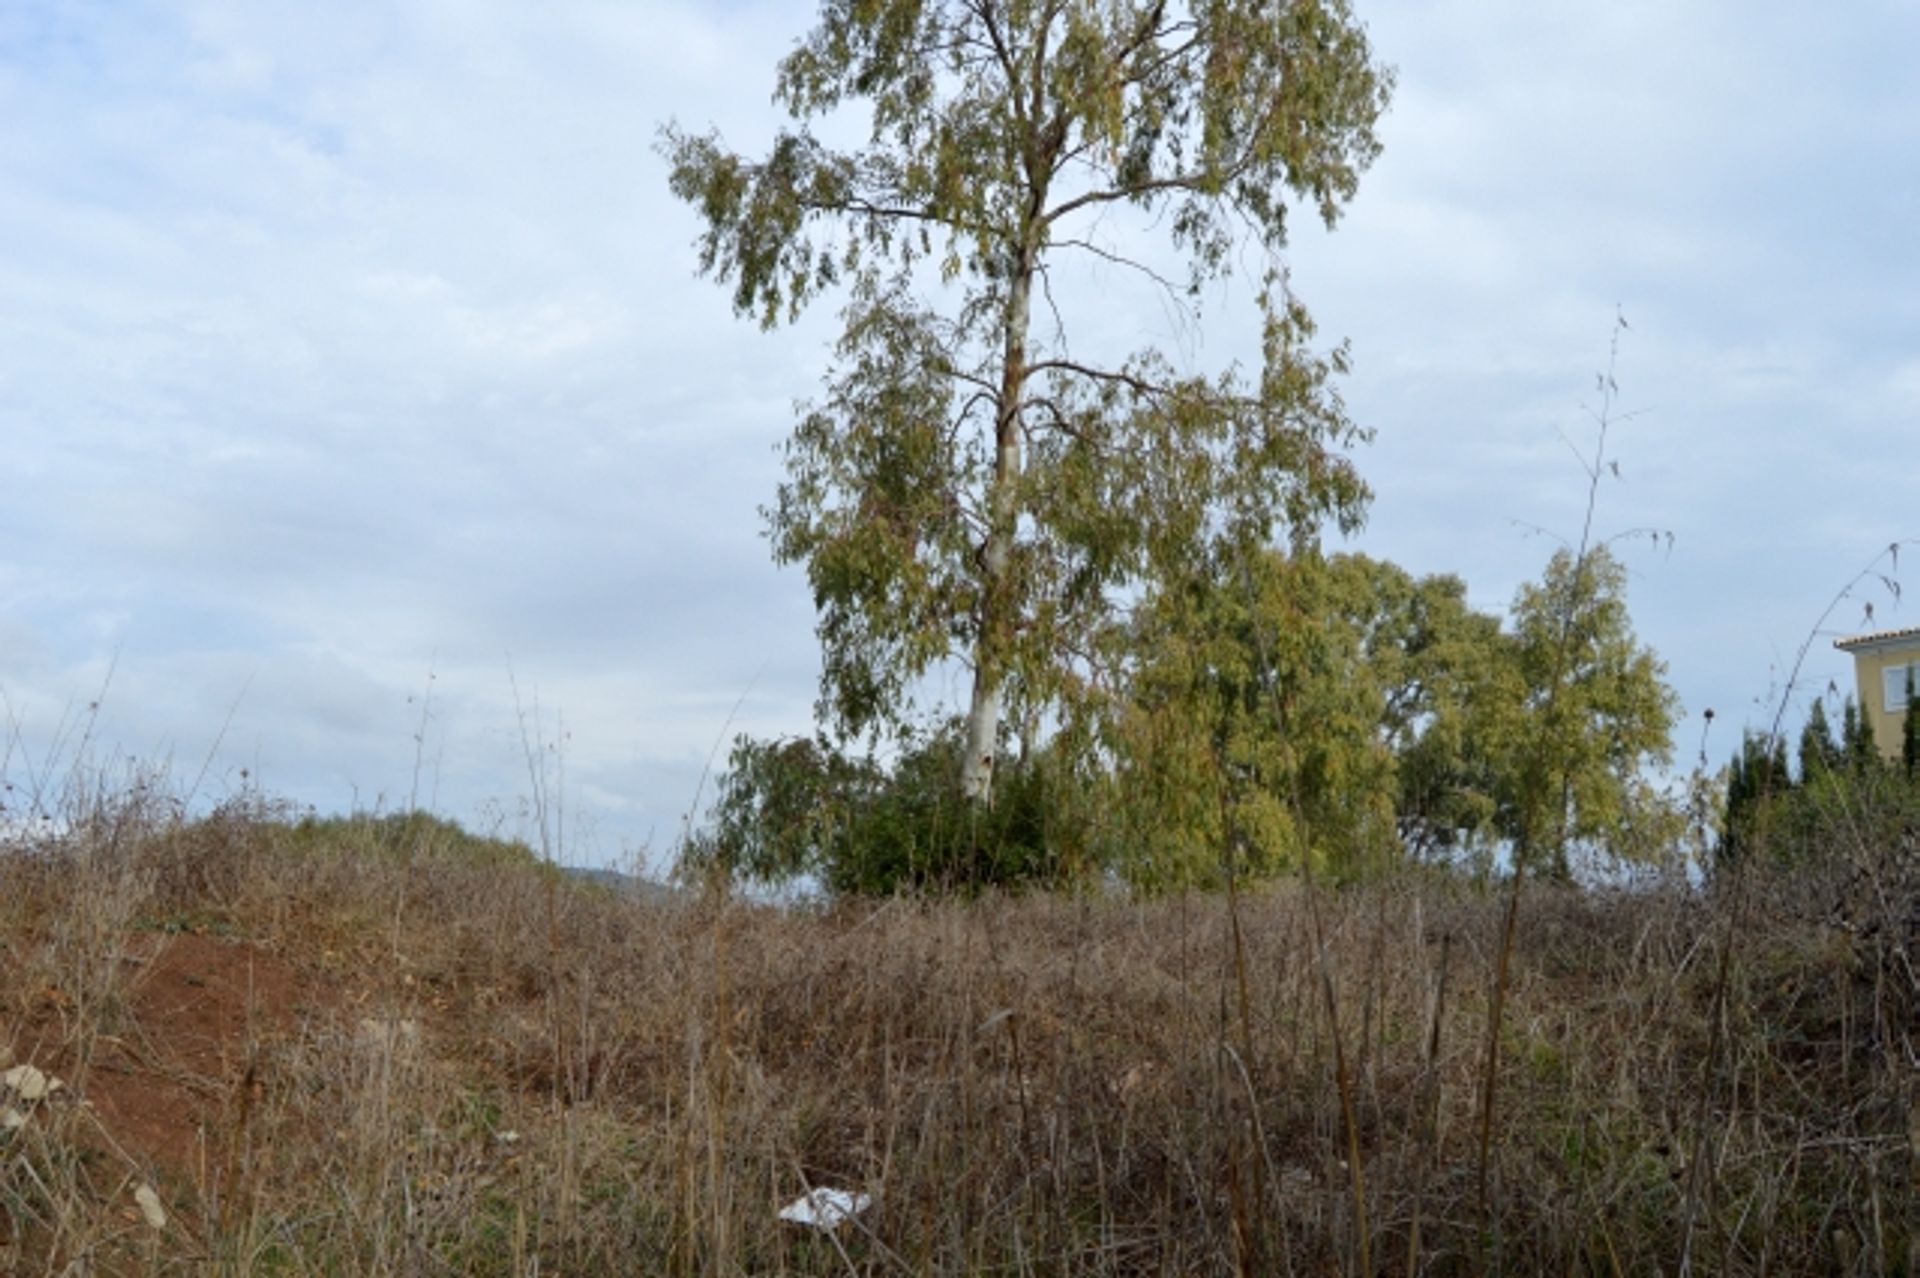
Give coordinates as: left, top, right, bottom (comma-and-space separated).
682, 724, 1094, 895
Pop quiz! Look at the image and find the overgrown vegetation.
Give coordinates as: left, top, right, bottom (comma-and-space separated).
285, 809, 543, 870
682, 725, 1094, 895
1722, 686, 1920, 867
2, 783, 1913, 1274
1718, 693, 1920, 1011
694, 542, 1679, 895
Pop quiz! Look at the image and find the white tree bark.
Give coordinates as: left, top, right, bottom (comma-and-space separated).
961, 240, 1035, 804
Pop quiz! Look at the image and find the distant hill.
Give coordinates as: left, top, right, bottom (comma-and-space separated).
560, 865, 684, 905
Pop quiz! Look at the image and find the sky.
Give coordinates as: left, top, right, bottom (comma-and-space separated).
2, 0, 1916, 871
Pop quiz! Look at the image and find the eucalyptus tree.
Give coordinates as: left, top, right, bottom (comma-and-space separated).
664, 0, 1393, 801
1113, 547, 1401, 889
1329, 555, 1518, 862
1509, 546, 1679, 877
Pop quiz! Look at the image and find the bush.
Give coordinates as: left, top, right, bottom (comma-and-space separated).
682, 725, 1095, 895
286, 809, 542, 869
1717, 707, 1918, 1049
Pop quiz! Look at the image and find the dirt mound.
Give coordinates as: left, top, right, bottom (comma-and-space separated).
16, 932, 339, 1180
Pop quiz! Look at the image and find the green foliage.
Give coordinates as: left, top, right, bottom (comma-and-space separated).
1334, 554, 1518, 862
1112, 547, 1398, 889
287, 810, 541, 869
1350, 545, 1677, 876
1787, 752, 1920, 873
1507, 547, 1679, 877
665, 0, 1391, 322
1840, 695, 1877, 772
696, 538, 1681, 895
663, 3, 1698, 886
682, 725, 1093, 895
663, 0, 1393, 797
1799, 695, 1840, 783
1722, 729, 1793, 866
1112, 545, 1680, 887
1722, 693, 1920, 872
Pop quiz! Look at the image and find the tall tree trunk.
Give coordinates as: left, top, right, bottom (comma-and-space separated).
961, 246, 1035, 804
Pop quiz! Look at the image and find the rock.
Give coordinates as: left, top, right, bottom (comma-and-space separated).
133, 1183, 167, 1230
1, 1064, 61, 1102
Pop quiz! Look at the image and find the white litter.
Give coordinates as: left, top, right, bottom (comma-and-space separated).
0, 1106, 25, 1134
133, 1182, 168, 1230
778, 1187, 871, 1230
2, 1064, 60, 1102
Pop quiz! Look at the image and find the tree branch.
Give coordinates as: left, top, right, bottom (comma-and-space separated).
1053, 236, 1190, 306
1042, 173, 1209, 226
1026, 358, 1175, 399
1023, 395, 1102, 450
972, 0, 1027, 132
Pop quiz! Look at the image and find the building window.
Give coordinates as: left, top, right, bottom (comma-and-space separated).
1882, 662, 1919, 714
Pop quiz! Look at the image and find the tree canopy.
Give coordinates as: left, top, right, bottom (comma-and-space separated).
684, 542, 1681, 895
664, 0, 1394, 801
1506, 546, 1679, 877
1110, 547, 1679, 886
1111, 547, 1399, 888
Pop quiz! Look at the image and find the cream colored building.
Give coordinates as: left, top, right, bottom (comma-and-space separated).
1834, 625, 1920, 758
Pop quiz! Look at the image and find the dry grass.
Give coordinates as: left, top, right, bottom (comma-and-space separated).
0, 784, 1914, 1275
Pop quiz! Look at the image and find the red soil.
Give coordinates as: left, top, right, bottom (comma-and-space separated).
13, 931, 339, 1183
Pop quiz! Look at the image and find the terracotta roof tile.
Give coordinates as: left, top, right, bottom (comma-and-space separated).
1834, 625, 1920, 651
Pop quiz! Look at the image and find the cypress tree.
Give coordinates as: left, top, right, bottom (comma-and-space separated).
1843, 695, 1879, 774
1722, 730, 1792, 865
1799, 696, 1838, 782
1719, 737, 1752, 866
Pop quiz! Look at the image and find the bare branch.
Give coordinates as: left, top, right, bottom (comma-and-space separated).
1053, 236, 1190, 307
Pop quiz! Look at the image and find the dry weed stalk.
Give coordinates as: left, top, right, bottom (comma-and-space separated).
0, 761, 1913, 1274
